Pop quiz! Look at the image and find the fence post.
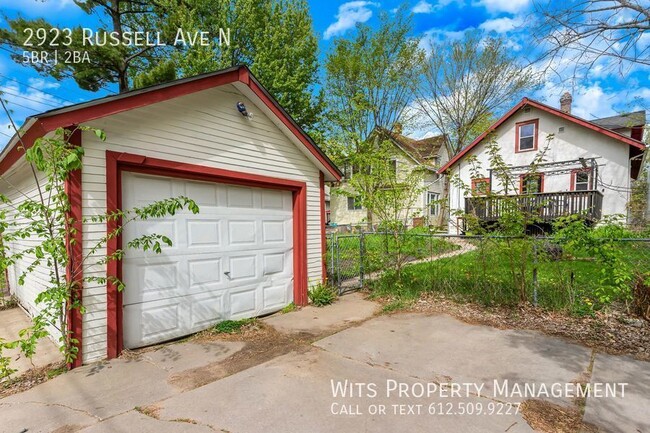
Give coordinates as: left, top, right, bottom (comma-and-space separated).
329, 234, 335, 284
335, 236, 341, 294
532, 240, 539, 307
359, 232, 365, 288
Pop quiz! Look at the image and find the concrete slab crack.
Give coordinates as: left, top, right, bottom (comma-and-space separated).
0, 400, 103, 421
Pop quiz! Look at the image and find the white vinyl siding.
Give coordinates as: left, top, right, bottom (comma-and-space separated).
0, 159, 62, 342
78, 84, 324, 363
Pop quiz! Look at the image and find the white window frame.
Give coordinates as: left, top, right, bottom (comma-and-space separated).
427, 191, 440, 216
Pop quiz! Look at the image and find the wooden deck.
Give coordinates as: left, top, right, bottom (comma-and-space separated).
465, 190, 604, 222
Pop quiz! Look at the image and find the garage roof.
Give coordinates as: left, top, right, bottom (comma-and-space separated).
0, 65, 342, 181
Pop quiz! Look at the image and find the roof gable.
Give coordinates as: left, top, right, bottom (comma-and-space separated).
376, 128, 446, 168
438, 98, 646, 173
0, 65, 342, 181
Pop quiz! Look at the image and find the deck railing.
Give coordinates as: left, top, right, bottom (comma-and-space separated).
465, 190, 604, 222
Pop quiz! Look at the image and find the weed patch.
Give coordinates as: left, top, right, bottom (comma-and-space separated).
213, 319, 257, 334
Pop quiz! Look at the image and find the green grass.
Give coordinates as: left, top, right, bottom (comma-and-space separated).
213, 318, 256, 334
368, 239, 646, 315
281, 302, 296, 313
327, 231, 459, 280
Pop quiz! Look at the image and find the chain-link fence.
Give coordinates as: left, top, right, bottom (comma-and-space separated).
326, 233, 650, 317
326, 232, 470, 294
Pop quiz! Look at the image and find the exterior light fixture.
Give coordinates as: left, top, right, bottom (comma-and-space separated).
236, 101, 250, 117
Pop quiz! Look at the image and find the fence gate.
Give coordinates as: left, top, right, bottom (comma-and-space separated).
326, 234, 365, 294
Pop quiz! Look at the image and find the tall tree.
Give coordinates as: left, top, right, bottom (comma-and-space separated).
533, 0, 650, 74
324, 7, 425, 225
0, 1, 181, 93
0, 0, 321, 130
324, 7, 425, 153
156, 0, 323, 129
416, 32, 538, 157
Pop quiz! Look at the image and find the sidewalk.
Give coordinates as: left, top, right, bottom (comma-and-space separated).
0, 307, 61, 377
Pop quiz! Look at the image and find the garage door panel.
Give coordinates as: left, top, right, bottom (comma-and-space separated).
185, 181, 220, 206
226, 185, 255, 208
189, 292, 226, 329
228, 220, 257, 245
123, 298, 189, 348
228, 284, 258, 318
263, 253, 285, 275
261, 279, 292, 312
122, 260, 182, 304
122, 172, 294, 349
188, 257, 222, 288
186, 219, 221, 247
228, 255, 258, 280
261, 189, 286, 210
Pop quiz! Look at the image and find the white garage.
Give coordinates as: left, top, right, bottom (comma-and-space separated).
0, 65, 342, 366
121, 173, 294, 348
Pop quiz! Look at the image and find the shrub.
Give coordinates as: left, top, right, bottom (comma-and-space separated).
308, 283, 337, 307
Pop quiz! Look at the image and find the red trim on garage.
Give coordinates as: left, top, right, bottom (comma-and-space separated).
319, 171, 326, 283
0, 122, 47, 175
105, 151, 309, 358
0, 66, 342, 181
439, 98, 646, 173
64, 128, 83, 368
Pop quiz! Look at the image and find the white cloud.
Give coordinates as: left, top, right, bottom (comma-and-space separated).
419, 28, 471, 53
476, 0, 530, 14
533, 80, 649, 121
324, 1, 378, 40
27, 78, 61, 91
412, 0, 434, 13
478, 16, 522, 33
0, 81, 65, 148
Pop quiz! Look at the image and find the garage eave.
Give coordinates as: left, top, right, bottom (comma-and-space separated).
0, 65, 343, 181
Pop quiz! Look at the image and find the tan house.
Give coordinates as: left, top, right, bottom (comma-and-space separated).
329, 128, 449, 228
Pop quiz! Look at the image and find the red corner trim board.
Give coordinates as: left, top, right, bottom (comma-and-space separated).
438, 97, 646, 173
105, 151, 309, 359
64, 128, 83, 369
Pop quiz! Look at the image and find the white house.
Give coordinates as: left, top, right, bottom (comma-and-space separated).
439, 93, 646, 233
0, 65, 342, 366
329, 128, 449, 228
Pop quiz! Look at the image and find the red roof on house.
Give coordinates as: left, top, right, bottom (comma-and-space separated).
438, 97, 646, 174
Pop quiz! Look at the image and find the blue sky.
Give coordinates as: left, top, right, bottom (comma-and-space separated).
0, 0, 648, 145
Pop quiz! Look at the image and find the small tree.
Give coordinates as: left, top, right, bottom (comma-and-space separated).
533, 0, 650, 76
451, 134, 552, 302
0, 119, 198, 379
416, 32, 538, 157
337, 138, 426, 277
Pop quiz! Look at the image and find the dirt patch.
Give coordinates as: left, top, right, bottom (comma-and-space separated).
167, 321, 312, 391
135, 404, 161, 419
0, 361, 66, 399
520, 399, 599, 433
406, 292, 650, 361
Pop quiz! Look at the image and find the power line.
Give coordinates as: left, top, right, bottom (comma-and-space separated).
0, 89, 61, 108
0, 96, 43, 113
0, 72, 76, 104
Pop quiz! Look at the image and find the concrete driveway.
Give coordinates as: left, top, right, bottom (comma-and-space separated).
1, 294, 648, 433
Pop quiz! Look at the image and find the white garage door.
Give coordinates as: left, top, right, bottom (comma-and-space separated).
121, 172, 294, 348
